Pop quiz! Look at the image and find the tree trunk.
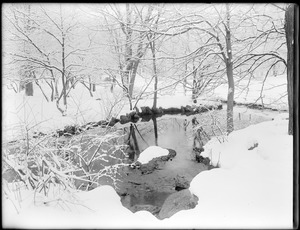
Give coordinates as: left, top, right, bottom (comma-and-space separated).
123, 3, 133, 97
71, 76, 75, 89
60, 9, 67, 109
226, 62, 234, 134
61, 52, 67, 107
25, 81, 33, 96
88, 76, 92, 91
19, 81, 25, 92
54, 79, 59, 99
192, 61, 198, 100
35, 80, 49, 102
285, 4, 295, 135
65, 79, 69, 90
225, 4, 234, 134
50, 80, 54, 101
150, 37, 158, 110
128, 61, 139, 98
183, 64, 187, 95
61, 71, 67, 106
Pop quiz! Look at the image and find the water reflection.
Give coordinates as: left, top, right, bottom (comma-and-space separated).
123, 115, 203, 164
120, 115, 210, 216
152, 116, 158, 146
124, 124, 140, 161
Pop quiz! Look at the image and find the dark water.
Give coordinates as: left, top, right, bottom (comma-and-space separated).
116, 115, 210, 215
129, 115, 205, 174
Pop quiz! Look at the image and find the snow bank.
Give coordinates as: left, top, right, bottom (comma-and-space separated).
201, 112, 291, 168
187, 114, 293, 228
3, 184, 163, 229
137, 146, 169, 164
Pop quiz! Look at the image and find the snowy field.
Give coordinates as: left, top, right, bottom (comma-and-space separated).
3, 114, 293, 228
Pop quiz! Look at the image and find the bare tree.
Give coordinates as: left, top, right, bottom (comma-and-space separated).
3, 4, 91, 115
175, 4, 235, 133
146, 7, 162, 110
179, 4, 287, 133
97, 4, 161, 110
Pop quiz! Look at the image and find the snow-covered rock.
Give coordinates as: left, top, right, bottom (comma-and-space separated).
158, 189, 198, 220
137, 146, 169, 164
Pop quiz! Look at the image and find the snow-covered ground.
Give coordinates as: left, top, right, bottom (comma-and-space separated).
3, 114, 293, 228
207, 74, 288, 111
2, 82, 125, 142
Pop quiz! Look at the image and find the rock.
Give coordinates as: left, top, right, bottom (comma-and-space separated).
120, 191, 161, 216
121, 194, 131, 207
167, 148, 177, 158
161, 148, 176, 161
126, 110, 140, 122
131, 204, 161, 215
158, 189, 198, 220
120, 115, 131, 124
132, 114, 140, 122
108, 117, 120, 126
197, 106, 208, 113
139, 160, 160, 174
97, 120, 108, 127
181, 106, 185, 113
140, 106, 153, 115
56, 125, 83, 136
64, 125, 77, 135
174, 175, 190, 191
152, 107, 163, 114
128, 110, 136, 116
185, 105, 194, 112
127, 110, 136, 120
119, 112, 139, 124
162, 107, 182, 114
196, 154, 210, 165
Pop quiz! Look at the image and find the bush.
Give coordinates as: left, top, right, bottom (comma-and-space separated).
2, 124, 129, 208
